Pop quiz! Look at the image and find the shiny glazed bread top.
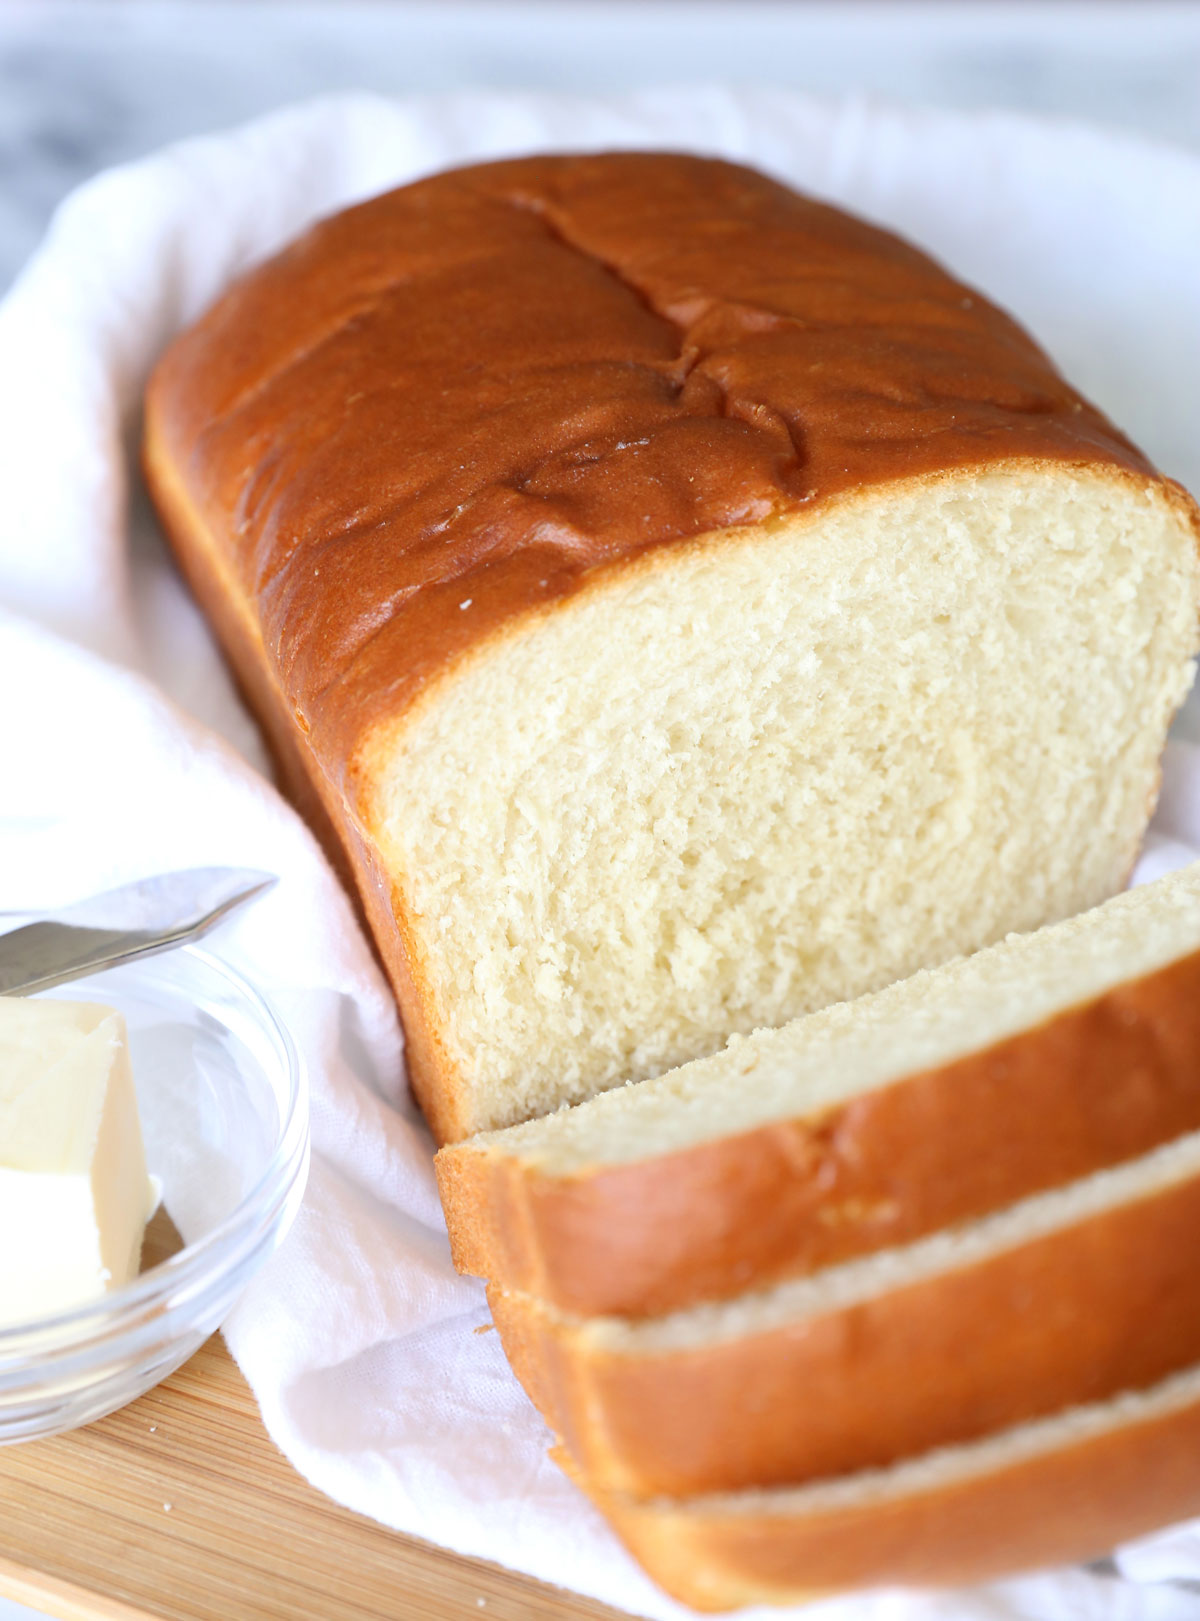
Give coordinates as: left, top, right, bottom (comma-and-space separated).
145, 151, 1149, 790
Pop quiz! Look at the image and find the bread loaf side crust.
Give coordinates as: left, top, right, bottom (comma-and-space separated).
488, 1156, 1200, 1495
575, 1375, 1200, 1609
143, 428, 471, 1142
437, 948, 1200, 1311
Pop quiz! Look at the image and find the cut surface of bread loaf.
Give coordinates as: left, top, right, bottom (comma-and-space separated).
489, 1128, 1200, 1495
143, 152, 1200, 1140
437, 862, 1200, 1315
579, 1361, 1200, 1610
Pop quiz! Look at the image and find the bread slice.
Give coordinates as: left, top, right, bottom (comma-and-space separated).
438, 862, 1200, 1316
488, 1129, 1200, 1495
143, 153, 1200, 1142
577, 1361, 1200, 1610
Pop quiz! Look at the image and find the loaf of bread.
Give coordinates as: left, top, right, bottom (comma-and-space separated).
576, 1361, 1200, 1610
143, 153, 1200, 1143
437, 861, 1200, 1316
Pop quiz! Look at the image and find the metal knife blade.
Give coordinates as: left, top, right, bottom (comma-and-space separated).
0, 868, 277, 995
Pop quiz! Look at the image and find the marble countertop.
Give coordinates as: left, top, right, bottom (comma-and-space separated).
2, 4, 1200, 1619
3, 0, 1200, 293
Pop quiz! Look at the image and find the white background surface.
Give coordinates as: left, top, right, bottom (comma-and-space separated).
4, 5, 1200, 1620
3, 0, 1200, 292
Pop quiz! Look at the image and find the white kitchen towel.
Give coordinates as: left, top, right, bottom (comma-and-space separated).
2, 87, 1200, 1621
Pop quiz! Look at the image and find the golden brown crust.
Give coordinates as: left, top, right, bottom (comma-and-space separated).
142, 426, 468, 1141
574, 1382, 1200, 1609
145, 151, 1158, 792
436, 949, 1200, 1313
488, 1159, 1200, 1495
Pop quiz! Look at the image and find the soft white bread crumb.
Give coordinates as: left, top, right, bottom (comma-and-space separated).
367, 467, 1199, 1133
468, 859, 1200, 1173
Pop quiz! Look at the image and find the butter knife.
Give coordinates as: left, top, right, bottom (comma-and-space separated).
0, 868, 276, 995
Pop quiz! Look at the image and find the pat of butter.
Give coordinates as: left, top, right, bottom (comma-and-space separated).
0, 997, 158, 1328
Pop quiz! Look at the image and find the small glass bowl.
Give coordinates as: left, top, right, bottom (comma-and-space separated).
0, 945, 308, 1442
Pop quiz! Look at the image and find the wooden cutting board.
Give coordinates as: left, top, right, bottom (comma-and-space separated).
0, 1216, 636, 1621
